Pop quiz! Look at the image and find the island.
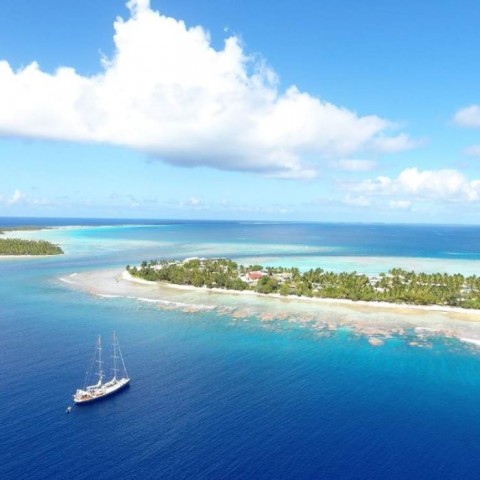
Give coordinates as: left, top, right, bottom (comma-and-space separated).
127, 257, 480, 310
0, 227, 63, 255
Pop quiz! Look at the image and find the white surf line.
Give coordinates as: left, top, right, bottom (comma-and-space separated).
460, 338, 480, 347
59, 275, 78, 285
94, 292, 216, 310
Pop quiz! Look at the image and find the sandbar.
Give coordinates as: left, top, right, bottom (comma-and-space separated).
60, 267, 480, 348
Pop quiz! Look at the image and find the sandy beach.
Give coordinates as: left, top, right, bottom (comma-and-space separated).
0, 254, 57, 259
122, 270, 480, 317
61, 267, 480, 347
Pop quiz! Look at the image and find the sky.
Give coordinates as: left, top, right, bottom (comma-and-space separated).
0, 0, 480, 223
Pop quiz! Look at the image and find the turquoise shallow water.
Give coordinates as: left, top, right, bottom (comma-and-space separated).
2, 219, 480, 479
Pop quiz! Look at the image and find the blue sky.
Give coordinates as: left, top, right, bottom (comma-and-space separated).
1, 0, 480, 223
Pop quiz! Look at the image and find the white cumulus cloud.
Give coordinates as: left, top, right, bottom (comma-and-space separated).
464, 145, 480, 157
454, 105, 480, 128
187, 196, 202, 206
343, 195, 371, 207
0, 189, 55, 208
0, 0, 417, 179
389, 199, 411, 209
356, 167, 480, 202
371, 133, 421, 153
7, 190, 25, 205
178, 196, 204, 208
0, 189, 26, 206
335, 159, 377, 172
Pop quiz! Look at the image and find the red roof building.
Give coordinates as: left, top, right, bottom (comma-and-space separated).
247, 271, 265, 281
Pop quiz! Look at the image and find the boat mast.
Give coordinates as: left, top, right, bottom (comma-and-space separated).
116, 335, 129, 380
96, 335, 104, 385
112, 331, 119, 380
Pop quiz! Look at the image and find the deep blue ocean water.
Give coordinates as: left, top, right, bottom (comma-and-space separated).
2, 218, 480, 479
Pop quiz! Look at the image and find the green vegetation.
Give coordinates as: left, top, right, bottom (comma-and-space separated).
0, 238, 63, 255
128, 258, 246, 290
128, 258, 480, 310
0, 226, 62, 255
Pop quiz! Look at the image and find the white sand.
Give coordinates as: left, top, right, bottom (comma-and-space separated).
59, 267, 480, 346
121, 269, 480, 319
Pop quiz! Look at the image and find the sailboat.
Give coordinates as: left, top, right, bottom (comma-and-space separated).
73, 332, 130, 404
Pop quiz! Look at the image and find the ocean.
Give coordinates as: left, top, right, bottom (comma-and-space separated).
2, 219, 480, 479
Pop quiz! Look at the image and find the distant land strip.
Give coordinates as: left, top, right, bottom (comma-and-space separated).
0, 226, 63, 256
0, 226, 51, 235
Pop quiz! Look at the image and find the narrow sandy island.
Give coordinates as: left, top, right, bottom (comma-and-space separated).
0, 254, 59, 259
62, 268, 480, 347
122, 270, 480, 317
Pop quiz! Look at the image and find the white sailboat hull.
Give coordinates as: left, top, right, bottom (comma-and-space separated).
73, 377, 130, 404
74, 333, 130, 405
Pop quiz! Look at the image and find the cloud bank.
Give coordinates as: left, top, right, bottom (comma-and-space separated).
464, 145, 480, 157
0, 189, 25, 206
0, 0, 415, 179
356, 167, 480, 202
334, 159, 377, 172
454, 105, 480, 128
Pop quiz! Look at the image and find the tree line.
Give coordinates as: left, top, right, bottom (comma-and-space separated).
127, 258, 480, 309
0, 226, 50, 235
0, 238, 63, 255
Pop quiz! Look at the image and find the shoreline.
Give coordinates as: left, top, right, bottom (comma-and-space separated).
0, 227, 64, 257
0, 254, 59, 259
60, 267, 480, 348
122, 270, 480, 318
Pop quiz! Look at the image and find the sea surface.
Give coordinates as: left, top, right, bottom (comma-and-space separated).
2, 218, 480, 479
